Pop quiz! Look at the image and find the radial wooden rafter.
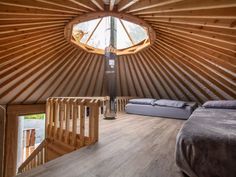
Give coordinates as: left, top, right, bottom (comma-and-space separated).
90, 0, 104, 11
0, 0, 235, 106
109, 0, 116, 11
118, 0, 140, 12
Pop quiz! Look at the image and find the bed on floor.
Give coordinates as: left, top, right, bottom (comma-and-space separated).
125, 99, 198, 120
175, 100, 236, 177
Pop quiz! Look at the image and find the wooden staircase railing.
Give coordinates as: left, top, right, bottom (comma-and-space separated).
23, 128, 36, 161
45, 97, 101, 161
48, 96, 109, 115
18, 139, 47, 173
18, 97, 102, 174
17, 96, 132, 174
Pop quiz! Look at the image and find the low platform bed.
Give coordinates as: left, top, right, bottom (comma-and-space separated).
176, 105, 236, 177
125, 99, 198, 120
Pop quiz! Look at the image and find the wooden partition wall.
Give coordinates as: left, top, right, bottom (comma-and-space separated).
4, 104, 45, 177
0, 106, 6, 177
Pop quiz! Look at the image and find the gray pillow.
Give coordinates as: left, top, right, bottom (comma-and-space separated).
154, 99, 186, 108
203, 100, 236, 109
128, 98, 156, 105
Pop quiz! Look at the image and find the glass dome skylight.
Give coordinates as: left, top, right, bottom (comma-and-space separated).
70, 16, 151, 55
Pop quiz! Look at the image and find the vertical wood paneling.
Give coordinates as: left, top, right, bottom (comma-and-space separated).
0, 0, 235, 105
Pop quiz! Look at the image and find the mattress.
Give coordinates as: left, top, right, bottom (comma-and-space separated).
175, 107, 236, 177
125, 102, 197, 120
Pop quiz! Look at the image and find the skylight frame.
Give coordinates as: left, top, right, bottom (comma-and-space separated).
64, 12, 156, 55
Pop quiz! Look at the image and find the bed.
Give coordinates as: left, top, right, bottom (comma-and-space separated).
175, 106, 236, 177
125, 99, 198, 120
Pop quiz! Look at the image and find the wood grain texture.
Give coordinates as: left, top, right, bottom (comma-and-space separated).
0, 0, 235, 105
0, 106, 6, 177
17, 113, 184, 177
4, 104, 45, 177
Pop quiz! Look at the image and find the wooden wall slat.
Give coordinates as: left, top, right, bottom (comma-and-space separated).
0, 0, 235, 105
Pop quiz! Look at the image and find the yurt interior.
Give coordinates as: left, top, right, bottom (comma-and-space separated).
0, 0, 236, 177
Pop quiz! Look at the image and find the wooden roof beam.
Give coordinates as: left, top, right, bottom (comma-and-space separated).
118, 0, 140, 12
129, 0, 235, 15
90, 0, 104, 11
68, 0, 97, 11
35, 0, 89, 13
110, 0, 116, 11
0, 0, 80, 15
126, 0, 184, 13
132, 2, 236, 15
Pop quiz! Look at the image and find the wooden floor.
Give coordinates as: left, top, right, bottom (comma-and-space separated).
17, 113, 185, 177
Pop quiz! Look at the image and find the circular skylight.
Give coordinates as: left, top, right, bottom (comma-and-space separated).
65, 12, 156, 55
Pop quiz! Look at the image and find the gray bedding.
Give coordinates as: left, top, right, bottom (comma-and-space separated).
175, 107, 236, 177
125, 102, 197, 120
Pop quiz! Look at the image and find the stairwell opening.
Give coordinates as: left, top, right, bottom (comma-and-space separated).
17, 114, 46, 172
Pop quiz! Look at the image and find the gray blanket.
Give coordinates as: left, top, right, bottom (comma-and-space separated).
175, 108, 236, 177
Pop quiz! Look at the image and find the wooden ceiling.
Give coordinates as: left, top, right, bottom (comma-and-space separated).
0, 0, 235, 105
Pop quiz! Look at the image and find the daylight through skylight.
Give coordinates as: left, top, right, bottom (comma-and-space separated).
71, 16, 150, 55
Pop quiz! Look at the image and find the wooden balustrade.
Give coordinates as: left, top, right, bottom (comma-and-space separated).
45, 97, 100, 161
17, 96, 132, 174
75, 96, 109, 116
116, 97, 134, 112
18, 97, 102, 174
18, 139, 47, 173
23, 128, 36, 160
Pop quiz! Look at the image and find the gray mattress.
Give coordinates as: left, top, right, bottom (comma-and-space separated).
125, 102, 197, 120
175, 108, 236, 177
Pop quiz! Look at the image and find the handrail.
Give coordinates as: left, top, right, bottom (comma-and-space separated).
48, 96, 134, 113
48, 96, 109, 116
18, 139, 47, 173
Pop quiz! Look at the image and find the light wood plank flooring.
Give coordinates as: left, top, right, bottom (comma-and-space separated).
17, 113, 185, 177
